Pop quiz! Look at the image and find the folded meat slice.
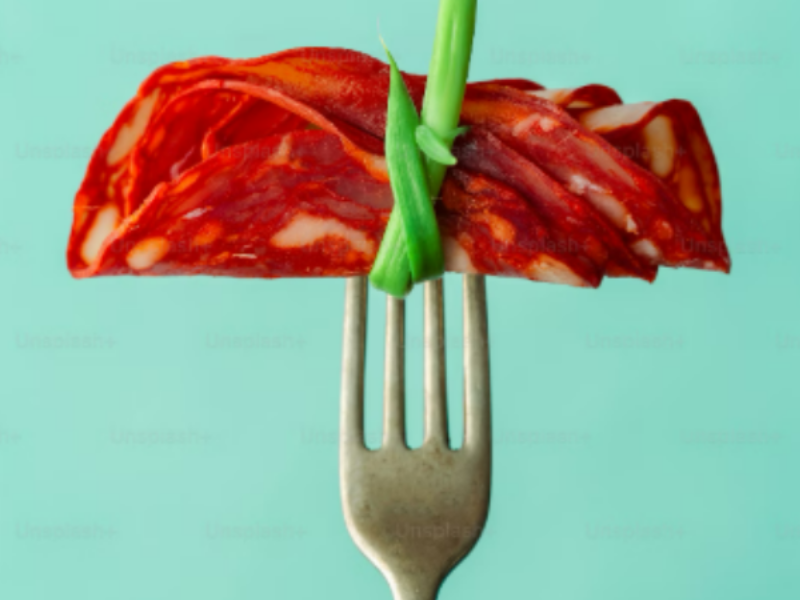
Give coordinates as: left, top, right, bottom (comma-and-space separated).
76, 128, 604, 287
459, 84, 728, 272
454, 130, 654, 281
515, 83, 724, 249
83, 130, 389, 279
576, 101, 723, 244
68, 47, 729, 286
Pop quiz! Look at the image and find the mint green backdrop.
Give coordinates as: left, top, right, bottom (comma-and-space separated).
1, 0, 798, 598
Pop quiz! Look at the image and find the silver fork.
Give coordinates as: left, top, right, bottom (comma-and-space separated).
339, 275, 492, 600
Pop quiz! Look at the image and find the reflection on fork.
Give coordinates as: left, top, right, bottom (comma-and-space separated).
339, 276, 492, 600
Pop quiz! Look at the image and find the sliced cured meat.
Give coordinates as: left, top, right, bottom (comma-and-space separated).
575, 101, 723, 243
82, 130, 390, 279
74, 128, 600, 287
459, 84, 728, 271
438, 169, 598, 287
527, 85, 622, 110
506, 83, 723, 246
68, 47, 729, 287
453, 130, 654, 281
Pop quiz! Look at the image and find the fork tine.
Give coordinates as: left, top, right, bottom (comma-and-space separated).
462, 274, 491, 452
423, 278, 449, 447
383, 295, 406, 448
341, 275, 492, 600
340, 276, 368, 453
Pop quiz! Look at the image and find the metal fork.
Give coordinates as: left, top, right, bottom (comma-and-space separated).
339, 275, 491, 600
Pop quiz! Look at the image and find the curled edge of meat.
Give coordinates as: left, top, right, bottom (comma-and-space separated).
67, 47, 730, 288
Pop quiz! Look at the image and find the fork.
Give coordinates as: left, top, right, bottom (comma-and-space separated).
339, 275, 492, 600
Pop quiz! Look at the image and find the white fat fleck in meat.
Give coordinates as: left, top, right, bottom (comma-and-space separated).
688, 130, 720, 216
232, 253, 258, 260
512, 114, 539, 138
528, 89, 565, 102
442, 236, 478, 274
539, 117, 558, 132
512, 113, 559, 137
80, 204, 120, 265
568, 174, 635, 233
271, 213, 374, 256
642, 115, 677, 178
578, 102, 656, 134
630, 238, 663, 263
572, 136, 637, 189
106, 90, 160, 166
169, 146, 199, 180
677, 164, 705, 213
269, 135, 293, 165
183, 206, 212, 220
106, 165, 126, 197
528, 90, 600, 111
361, 154, 388, 181
567, 174, 605, 196
476, 213, 516, 244
527, 256, 588, 287
126, 237, 170, 271
591, 191, 634, 232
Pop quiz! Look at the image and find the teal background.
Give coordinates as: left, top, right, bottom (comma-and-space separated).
1, 0, 798, 598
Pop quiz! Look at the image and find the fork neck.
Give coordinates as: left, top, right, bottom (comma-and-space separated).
390, 575, 441, 600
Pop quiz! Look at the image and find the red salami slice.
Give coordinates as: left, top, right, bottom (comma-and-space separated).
68, 47, 729, 287
504, 83, 724, 248
458, 84, 728, 271
575, 101, 723, 244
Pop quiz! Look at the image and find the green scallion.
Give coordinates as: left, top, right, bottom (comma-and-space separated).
369, 42, 444, 295
415, 125, 458, 166
368, 0, 478, 296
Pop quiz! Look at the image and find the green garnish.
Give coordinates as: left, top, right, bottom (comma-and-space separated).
369, 42, 444, 296
415, 125, 458, 166
369, 0, 478, 297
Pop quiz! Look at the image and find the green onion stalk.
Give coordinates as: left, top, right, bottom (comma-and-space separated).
369, 0, 478, 297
